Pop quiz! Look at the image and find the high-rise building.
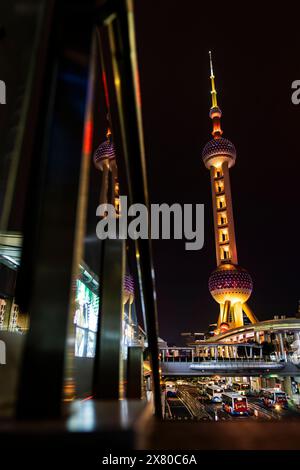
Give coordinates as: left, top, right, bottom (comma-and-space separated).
202, 52, 258, 333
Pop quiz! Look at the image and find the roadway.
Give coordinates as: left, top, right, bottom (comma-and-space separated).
249, 397, 300, 421
166, 397, 193, 420
166, 384, 300, 422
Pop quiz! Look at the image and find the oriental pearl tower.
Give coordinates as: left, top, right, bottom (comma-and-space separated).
202, 52, 258, 333
93, 127, 120, 214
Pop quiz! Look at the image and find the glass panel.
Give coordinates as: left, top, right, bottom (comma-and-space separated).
0, 0, 47, 417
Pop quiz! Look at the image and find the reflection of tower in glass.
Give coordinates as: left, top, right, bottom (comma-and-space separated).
202, 52, 257, 332
123, 273, 135, 342
93, 128, 119, 212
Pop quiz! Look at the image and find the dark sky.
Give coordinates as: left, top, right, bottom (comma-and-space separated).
134, 1, 300, 344
3, 1, 299, 346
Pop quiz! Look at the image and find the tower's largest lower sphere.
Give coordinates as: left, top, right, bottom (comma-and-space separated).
209, 264, 253, 305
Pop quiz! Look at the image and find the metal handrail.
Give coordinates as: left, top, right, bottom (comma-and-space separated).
162, 356, 281, 364
190, 361, 284, 369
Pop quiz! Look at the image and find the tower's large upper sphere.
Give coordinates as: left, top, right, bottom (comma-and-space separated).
202, 137, 236, 169
93, 140, 116, 170
209, 264, 252, 305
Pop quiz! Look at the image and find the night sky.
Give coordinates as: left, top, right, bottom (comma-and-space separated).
134, 2, 300, 344
2, 2, 299, 346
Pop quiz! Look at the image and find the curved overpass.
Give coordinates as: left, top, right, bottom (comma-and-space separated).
210, 317, 300, 343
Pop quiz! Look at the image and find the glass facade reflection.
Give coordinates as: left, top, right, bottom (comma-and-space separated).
74, 278, 99, 358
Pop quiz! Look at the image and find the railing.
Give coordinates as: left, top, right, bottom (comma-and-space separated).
190, 361, 284, 370
162, 356, 266, 363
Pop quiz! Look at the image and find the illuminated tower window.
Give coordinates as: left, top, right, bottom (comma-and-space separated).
218, 213, 227, 226
217, 196, 226, 210
215, 168, 223, 178
220, 230, 228, 242
222, 246, 230, 260
216, 180, 224, 193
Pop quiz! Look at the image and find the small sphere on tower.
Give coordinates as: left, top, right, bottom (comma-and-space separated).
209, 106, 222, 119
202, 137, 236, 169
208, 264, 253, 305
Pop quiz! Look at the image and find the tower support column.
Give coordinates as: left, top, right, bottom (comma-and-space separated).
218, 304, 224, 327
233, 302, 243, 328
243, 303, 258, 324
222, 300, 231, 324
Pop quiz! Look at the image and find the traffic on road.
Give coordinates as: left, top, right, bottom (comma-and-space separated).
164, 377, 300, 421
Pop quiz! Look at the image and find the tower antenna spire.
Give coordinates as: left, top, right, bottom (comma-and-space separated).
209, 50, 218, 109
209, 50, 214, 77
208, 51, 223, 137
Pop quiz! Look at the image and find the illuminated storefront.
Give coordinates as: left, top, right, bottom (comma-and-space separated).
74, 278, 99, 358
74, 267, 139, 359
